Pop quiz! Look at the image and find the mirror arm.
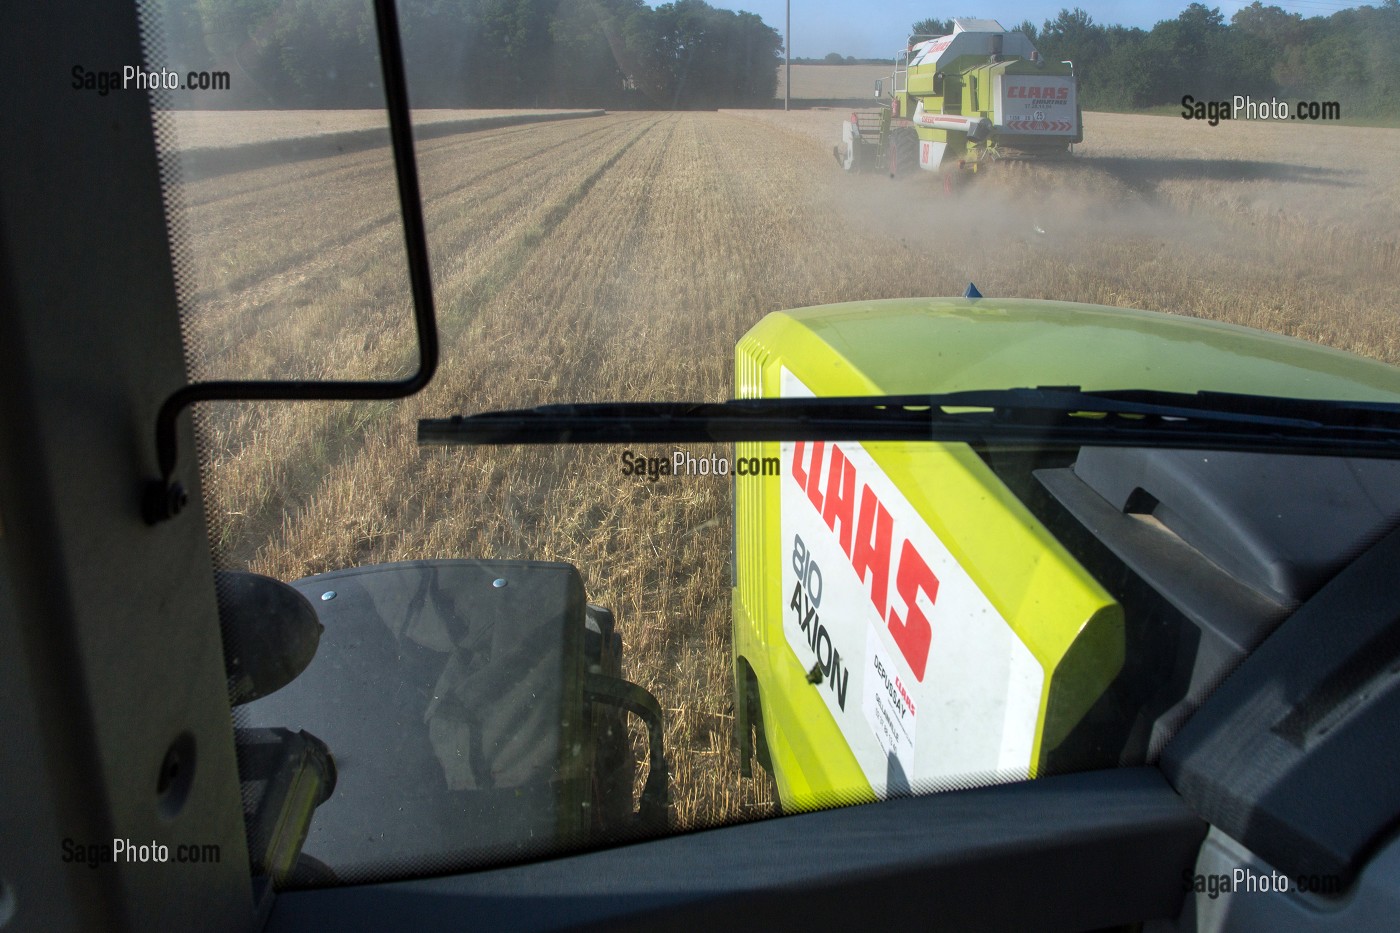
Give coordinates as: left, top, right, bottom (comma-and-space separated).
143, 0, 438, 525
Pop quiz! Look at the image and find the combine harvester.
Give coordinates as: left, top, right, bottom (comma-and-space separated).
836, 18, 1083, 183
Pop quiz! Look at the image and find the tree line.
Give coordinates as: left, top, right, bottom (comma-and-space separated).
156, 0, 781, 108
911, 3, 1400, 118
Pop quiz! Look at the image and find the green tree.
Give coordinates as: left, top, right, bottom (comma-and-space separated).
1039, 8, 1107, 70
547, 0, 650, 107
1230, 2, 1306, 48
1090, 26, 1153, 109
173, 0, 782, 110
1140, 3, 1272, 104
910, 18, 953, 39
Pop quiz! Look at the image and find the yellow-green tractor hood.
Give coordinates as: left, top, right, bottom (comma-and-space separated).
744, 297, 1400, 401
731, 297, 1400, 811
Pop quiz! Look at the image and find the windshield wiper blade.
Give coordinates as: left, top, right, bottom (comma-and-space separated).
418, 388, 1400, 458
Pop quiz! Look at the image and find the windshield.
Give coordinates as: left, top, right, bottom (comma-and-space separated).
134, 0, 1400, 889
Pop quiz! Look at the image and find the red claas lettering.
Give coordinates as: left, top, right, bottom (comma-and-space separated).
791, 441, 936, 679
1007, 86, 1069, 100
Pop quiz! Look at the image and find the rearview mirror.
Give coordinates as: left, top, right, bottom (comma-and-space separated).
143, 0, 439, 524
875, 79, 884, 98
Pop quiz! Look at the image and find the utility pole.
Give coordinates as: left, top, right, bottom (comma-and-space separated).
784, 0, 790, 111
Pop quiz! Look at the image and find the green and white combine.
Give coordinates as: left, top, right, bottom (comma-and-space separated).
837, 18, 1083, 179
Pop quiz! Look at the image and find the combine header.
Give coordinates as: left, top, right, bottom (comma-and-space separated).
836, 18, 1082, 180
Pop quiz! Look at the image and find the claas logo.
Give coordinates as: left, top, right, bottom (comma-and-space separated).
1006, 86, 1070, 100
790, 441, 938, 680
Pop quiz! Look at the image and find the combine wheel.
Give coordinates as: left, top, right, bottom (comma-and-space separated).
888, 128, 918, 178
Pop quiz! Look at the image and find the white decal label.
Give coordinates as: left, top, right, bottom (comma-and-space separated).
994, 74, 1078, 134
862, 626, 916, 775
778, 367, 1044, 795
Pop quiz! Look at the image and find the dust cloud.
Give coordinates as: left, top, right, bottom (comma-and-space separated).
830, 159, 1224, 262
799, 117, 1400, 365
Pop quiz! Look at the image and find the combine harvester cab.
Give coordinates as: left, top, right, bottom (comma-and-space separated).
837, 18, 1082, 180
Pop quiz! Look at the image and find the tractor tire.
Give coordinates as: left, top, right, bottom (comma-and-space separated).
888, 128, 919, 178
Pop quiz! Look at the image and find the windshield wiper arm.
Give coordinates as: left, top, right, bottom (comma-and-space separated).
418, 388, 1400, 458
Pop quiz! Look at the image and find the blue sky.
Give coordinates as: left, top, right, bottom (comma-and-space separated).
707, 1, 1365, 59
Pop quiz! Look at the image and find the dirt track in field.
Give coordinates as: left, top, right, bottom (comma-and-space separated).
181, 109, 1400, 843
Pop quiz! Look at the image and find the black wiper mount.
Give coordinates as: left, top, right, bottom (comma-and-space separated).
419, 387, 1400, 458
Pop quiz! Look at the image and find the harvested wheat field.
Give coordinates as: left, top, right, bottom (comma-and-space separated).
179, 109, 1400, 840
775, 63, 892, 100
